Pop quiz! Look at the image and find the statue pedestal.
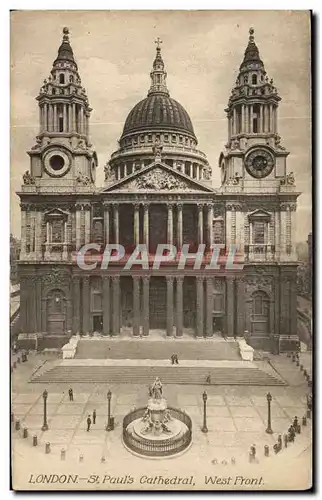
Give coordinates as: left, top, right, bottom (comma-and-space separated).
147, 398, 167, 423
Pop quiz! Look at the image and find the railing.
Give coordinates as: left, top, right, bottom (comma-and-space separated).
245, 245, 275, 262
111, 144, 207, 159
122, 406, 192, 457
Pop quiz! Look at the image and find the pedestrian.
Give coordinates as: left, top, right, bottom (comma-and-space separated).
68, 388, 74, 401
174, 354, 179, 365
87, 415, 92, 432
93, 409, 96, 424
170, 354, 175, 365
206, 374, 211, 384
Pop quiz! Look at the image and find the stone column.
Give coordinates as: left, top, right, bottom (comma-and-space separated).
143, 204, 149, 251
63, 104, 67, 133
269, 104, 274, 132
103, 276, 110, 335
166, 276, 174, 337
167, 205, 173, 245
75, 205, 82, 251
241, 105, 245, 134
43, 104, 48, 132
205, 277, 213, 337
226, 277, 235, 336
250, 105, 253, 133
235, 278, 245, 336
72, 103, 76, 132
48, 104, 53, 132
68, 104, 72, 132
233, 107, 237, 135
264, 105, 269, 133
80, 107, 84, 134
142, 276, 149, 336
113, 204, 119, 244
72, 276, 81, 334
36, 277, 42, 332
112, 276, 120, 335
84, 206, 91, 245
53, 104, 57, 132
132, 276, 140, 336
190, 163, 193, 177
207, 204, 213, 248
134, 204, 140, 245
196, 276, 204, 338
20, 207, 27, 258
198, 204, 204, 244
176, 276, 183, 337
82, 277, 90, 334
177, 204, 183, 250
259, 104, 263, 133
104, 204, 110, 245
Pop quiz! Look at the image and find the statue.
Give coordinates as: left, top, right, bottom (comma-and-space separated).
280, 171, 295, 186
150, 377, 163, 400
76, 172, 91, 186
203, 164, 212, 180
275, 135, 286, 150
30, 136, 42, 150
104, 162, 115, 182
152, 138, 163, 161
23, 170, 35, 185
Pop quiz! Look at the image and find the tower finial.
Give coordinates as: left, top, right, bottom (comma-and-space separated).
63, 27, 70, 42
249, 27, 254, 42
155, 37, 162, 50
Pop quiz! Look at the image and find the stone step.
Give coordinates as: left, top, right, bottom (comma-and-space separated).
31, 363, 286, 386
75, 338, 240, 361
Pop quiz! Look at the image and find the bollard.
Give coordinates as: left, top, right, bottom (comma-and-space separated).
23, 427, 28, 439
283, 434, 288, 448
306, 408, 311, 419
79, 454, 84, 463
297, 424, 301, 434
33, 435, 38, 446
61, 448, 66, 461
45, 442, 51, 454
15, 419, 20, 431
273, 444, 279, 454
264, 445, 269, 457
302, 416, 307, 426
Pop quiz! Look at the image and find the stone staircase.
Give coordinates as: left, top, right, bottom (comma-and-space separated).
75, 337, 240, 361
30, 360, 286, 386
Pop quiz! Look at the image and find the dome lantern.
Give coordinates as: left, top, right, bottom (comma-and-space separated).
148, 38, 169, 97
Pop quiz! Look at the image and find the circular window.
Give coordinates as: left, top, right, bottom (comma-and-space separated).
49, 155, 65, 171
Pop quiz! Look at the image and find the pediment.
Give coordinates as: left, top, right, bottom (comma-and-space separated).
102, 161, 214, 193
44, 208, 69, 220
248, 209, 271, 220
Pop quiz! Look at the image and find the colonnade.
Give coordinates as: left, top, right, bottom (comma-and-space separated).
113, 160, 207, 181
100, 202, 214, 250
39, 102, 89, 135
229, 102, 277, 137
72, 275, 216, 338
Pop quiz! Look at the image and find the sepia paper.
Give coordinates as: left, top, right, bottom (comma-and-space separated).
10, 10, 312, 491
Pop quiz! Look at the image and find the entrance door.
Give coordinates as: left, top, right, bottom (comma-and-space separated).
93, 315, 103, 333
250, 291, 269, 335
46, 289, 66, 334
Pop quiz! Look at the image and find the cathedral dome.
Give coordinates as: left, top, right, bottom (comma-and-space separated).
121, 94, 196, 139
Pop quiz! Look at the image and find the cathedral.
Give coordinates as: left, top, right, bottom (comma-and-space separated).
17, 27, 300, 351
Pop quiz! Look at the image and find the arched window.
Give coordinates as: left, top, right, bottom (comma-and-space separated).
252, 74, 257, 85
69, 75, 74, 83
52, 88, 56, 95
59, 73, 65, 84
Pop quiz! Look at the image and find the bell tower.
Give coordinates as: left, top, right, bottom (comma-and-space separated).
27, 27, 97, 190
219, 27, 289, 193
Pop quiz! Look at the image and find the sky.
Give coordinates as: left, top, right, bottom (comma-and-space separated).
10, 10, 311, 241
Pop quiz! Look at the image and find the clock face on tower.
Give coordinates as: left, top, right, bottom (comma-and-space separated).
245, 149, 275, 179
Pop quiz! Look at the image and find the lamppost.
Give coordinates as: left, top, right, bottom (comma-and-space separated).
106, 390, 112, 431
202, 391, 208, 433
42, 390, 49, 431
266, 392, 273, 434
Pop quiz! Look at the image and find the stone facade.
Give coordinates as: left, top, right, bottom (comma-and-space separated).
17, 28, 300, 350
